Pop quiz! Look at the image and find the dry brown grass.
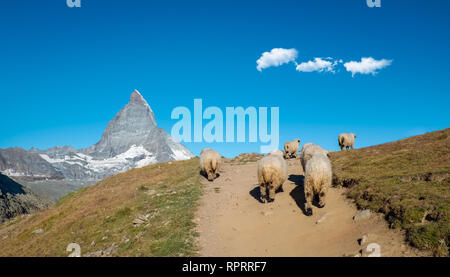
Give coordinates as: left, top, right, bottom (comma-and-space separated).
0, 158, 202, 257
228, 153, 264, 165
330, 128, 450, 256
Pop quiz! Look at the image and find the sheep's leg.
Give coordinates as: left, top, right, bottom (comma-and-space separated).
304, 181, 313, 216
318, 188, 326, 208
259, 184, 267, 203
207, 170, 214, 181
268, 184, 276, 202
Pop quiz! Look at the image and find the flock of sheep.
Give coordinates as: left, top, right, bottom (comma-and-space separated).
199, 133, 357, 216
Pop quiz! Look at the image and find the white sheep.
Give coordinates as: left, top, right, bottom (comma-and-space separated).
199, 148, 222, 181
338, 133, 357, 150
300, 144, 329, 172
257, 151, 288, 203
304, 153, 332, 216
284, 139, 301, 159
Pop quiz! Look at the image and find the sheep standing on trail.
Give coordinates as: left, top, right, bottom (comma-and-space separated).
257, 151, 288, 203
199, 148, 222, 181
338, 133, 357, 150
300, 144, 329, 172
284, 139, 301, 159
304, 153, 332, 216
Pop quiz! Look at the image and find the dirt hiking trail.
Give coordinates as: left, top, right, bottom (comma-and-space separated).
196, 157, 424, 257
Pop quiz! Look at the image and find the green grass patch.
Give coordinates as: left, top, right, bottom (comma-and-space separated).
330, 128, 450, 256
0, 158, 202, 257
55, 187, 87, 206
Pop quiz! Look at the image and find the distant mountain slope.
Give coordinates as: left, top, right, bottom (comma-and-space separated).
0, 159, 201, 257
0, 174, 50, 223
0, 148, 63, 180
330, 128, 450, 256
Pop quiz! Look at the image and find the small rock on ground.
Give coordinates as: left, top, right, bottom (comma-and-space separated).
353, 209, 371, 221
104, 243, 116, 256
145, 189, 157, 196
316, 213, 330, 224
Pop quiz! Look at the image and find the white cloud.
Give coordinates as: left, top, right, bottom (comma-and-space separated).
343, 57, 392, 77
256, 48, 298, 71
295, 57, 338, 73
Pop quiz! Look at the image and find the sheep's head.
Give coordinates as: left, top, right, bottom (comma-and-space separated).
353, 134, 358, 138
295, 139, 301, 143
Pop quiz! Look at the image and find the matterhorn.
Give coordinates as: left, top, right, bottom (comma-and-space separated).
1, 90, 194, 201
31, 89, 194, 180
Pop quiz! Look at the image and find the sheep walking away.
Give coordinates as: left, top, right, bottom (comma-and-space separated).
304, 153, 332, 216
257, 151, 288, 202
199, 148, 222, 181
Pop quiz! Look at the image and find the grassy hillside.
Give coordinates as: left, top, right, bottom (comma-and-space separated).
330, 128, 450, 256
0, 158, 202, 257
1, 129, 448, 257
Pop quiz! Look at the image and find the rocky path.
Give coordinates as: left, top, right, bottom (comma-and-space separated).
195, 157, 423, 257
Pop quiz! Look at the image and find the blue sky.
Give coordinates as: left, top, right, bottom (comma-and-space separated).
1, 0, 449, 158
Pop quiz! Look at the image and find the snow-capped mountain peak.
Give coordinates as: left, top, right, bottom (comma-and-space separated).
6, 90, 194, 181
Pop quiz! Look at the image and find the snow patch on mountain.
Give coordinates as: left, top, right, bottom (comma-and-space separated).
82, 145, 156, 172
171, 149, 193, 160
39, 154, 83, 166
0, 168, 51, 178
39, 145, 160, 175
